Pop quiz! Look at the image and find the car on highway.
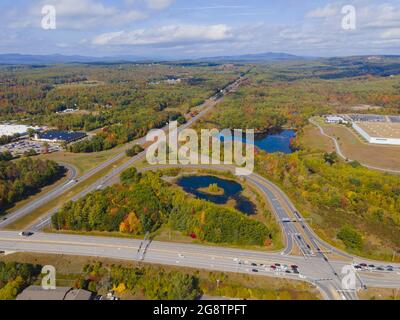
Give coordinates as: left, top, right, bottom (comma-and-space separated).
270, 265, 277, 270
18, 231, 34, 237
0, 250, 5, 255
252, 269, 258, 273
291, 265, 299, 270
251, 263, 257, 267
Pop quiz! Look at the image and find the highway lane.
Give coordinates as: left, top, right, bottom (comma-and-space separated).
1, 231, 399, 300
27, 78, 244, 232
1, 72, 399, 299
1, 75, 245, 231
0, 163, 78, 228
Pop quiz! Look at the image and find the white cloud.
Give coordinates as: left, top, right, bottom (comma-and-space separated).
381, 28, 400, 39
92, 24, 233, 46
8, 0, 146, 29
306, 4, 339, 18
145, 0, 175, 10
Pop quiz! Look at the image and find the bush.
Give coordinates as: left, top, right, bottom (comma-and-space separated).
337, 225, 363, 250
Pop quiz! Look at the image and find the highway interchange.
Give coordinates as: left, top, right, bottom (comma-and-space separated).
1, 75, 400, 300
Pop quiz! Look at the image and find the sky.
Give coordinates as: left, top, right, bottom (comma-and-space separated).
0, 0, 399, 58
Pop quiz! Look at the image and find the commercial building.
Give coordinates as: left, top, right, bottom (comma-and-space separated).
325, 116, 347, 124
352, 122, 400, 145
34, 130, 87, 143
16, 286, 93, 300
0, 124, 40, 137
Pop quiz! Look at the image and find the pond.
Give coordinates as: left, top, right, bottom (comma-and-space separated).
176, 175, 256, 215
220, 129, 296, 154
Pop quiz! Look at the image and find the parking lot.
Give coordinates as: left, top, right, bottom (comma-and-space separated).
0, 139, 61, 156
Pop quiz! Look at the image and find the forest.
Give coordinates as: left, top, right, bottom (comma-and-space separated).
0, 261, 41, 300
0, 63, 244, 152
197, 62, 400, 135
0, 157, 63, 213
255, 149, 400, 258
52, 169, 273, 247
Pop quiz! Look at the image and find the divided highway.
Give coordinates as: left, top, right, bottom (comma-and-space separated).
1, 74, 400, 300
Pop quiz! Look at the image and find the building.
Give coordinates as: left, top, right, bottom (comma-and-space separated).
352, 122, 400, 145
325, 116, 347, 124
34, 130, 87, 143
17, 286, 93, 301
0, 124, 40, 137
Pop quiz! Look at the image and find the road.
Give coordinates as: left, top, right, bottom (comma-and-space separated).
1, 73, 399, 300
0, 75, 245, 231
1, 230, 400, 301
309, 118, 400, 174
0, 163, 78, 228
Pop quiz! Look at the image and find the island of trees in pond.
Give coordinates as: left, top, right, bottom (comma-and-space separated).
52, 168, 274, 247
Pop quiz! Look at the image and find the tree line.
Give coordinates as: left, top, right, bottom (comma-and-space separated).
52, 169, 272, 246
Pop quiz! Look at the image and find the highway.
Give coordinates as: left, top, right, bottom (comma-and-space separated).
1, 73, 400, 300
0, 75, 245, 231
1, 230, 400, 301
0, 163, 78, 228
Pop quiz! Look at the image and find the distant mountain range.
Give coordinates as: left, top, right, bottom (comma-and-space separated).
0, 54, 151, 65
196, 52, 309, 62
0, 52, 309, 65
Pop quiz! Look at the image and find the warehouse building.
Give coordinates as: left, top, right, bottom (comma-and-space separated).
0, 124, 41, 137
34, 130, 87, 143
352, 122, 400, 145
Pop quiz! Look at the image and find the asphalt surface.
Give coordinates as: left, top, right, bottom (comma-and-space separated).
1, 231, 400, 301
0, 163, 78, 228
1, 75, 400, 300
309, 118, 400, 174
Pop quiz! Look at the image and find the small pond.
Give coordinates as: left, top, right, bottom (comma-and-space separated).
176, 175, 256, 215
220, 129, 296, 154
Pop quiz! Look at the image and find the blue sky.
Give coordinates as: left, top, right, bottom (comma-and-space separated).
1, 0, 399, 58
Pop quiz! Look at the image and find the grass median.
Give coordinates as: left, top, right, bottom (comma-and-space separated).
5, 155, 129, 230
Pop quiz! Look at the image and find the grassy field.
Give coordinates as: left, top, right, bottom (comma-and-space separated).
358, 287, 400, 300
4, 154, 129, 230
303, 121, 400, 171
36, 144, 131, 176
0, 252, 321, 300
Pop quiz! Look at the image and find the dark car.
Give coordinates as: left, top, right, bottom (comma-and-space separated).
19, 231, 34, 237
252, 269, 259, 273
285, 270, 291, 274
275, 263, 281, 267
291, 265, 299, 269
251, 263, 257, 267
270, 265, 277, 270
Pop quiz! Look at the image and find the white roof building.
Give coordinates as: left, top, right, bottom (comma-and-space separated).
0, 124, 40, 137
325, 116, 347, 124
